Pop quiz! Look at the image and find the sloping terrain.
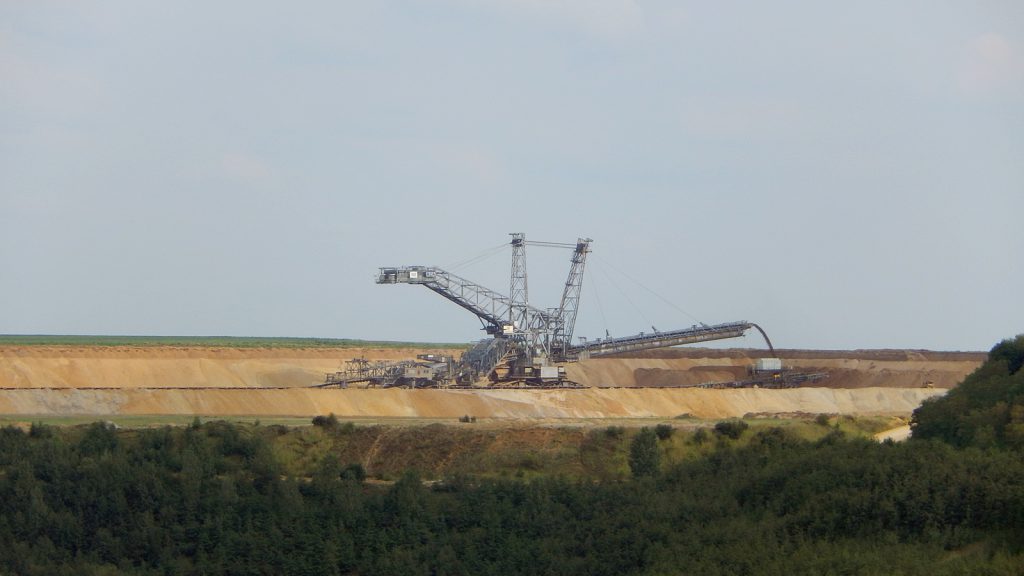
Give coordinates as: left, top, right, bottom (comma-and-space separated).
0, 345, 983, 419
567, 348, 984, 389
0, 346, 451, 389
0, 387, 944, 419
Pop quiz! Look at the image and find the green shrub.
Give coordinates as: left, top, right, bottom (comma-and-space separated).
692, 428, 709, 445
29, 422, 53, 439
714, 419, 749, 440
312, 413, 340, 429
341, 463, 367, 482
604, 426, 625, 439
654, 423, 674, 440
628, 427, 660, 478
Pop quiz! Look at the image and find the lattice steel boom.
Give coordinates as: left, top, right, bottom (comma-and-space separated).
371, 233, 765, 387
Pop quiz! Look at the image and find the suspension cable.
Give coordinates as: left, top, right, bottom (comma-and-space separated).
443, 242, 508, 272
595, 260, 654, 329
523, 240, 578, 249
585, 262, 609, 339
593, 254, 703, 325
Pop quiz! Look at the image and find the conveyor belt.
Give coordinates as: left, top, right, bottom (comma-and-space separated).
568, 321, 752, 358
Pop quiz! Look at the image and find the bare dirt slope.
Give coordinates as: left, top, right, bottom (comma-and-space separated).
0, 346, 458, 389
0, 387, 945, 419
0, 346, 983, 419
566, 348, 984, 389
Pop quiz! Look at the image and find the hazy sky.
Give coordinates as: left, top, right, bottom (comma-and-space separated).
2, 1, 1021, 351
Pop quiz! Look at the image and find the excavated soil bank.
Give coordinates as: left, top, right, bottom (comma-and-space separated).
565, 348, 984, 389
0, 387, 945, 419
0, 346, 459, 389
0, 345, 982, 418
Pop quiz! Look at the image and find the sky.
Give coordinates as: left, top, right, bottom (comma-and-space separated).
1, 1, 1021, 351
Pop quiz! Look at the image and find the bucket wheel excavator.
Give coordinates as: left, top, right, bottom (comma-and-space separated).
322, 234, 772, 388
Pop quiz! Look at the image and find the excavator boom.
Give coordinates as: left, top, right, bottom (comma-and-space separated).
376, 266, 554, 335
361, 235, 768, 388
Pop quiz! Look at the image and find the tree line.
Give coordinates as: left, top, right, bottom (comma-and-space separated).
0, 334, 1021, 575
912, 334, 1024, 449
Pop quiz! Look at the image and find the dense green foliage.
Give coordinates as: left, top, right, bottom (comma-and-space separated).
713, 419, 749, 439
0, 335, 466, 348
1, 421, 1022, 575
628, 427, 660, 477
912, 334, 1024, 449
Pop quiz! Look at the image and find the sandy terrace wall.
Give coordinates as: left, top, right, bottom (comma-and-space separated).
0, 346, 976, 418
0, 346, 983, 392
0, 346, 463, 389
566, 350, 984, 389
0, 387, 946, 419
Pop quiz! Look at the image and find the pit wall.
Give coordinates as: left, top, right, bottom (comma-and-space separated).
0, 346, 981, 419
0, 387, 946, 420
566, 350, 984, 389
0, 347, 459, 389
0, 347, 984, 390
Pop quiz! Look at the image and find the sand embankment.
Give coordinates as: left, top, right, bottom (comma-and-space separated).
566, 348, 984, 389
0, 346, 458, 389
874, 425, 913, 442
0, 347, 983, 391
0, 346, 981, 418
0, 387, 946, 419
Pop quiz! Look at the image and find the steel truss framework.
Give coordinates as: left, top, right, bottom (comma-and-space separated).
367, 233, 765, 387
